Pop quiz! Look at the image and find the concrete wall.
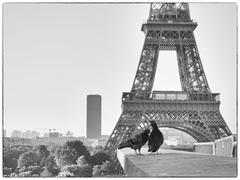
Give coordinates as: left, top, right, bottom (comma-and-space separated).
215, 136, 234, 157
117, 148, 152, 176
117, 147, 237, 177
193, 135, 235, 157
194, 142, 215, 155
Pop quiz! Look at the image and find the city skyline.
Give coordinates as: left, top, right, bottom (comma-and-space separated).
8, 129, 74, 138
3, 3, 237, 137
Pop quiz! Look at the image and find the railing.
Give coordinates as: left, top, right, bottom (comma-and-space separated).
145, 38, 195, 45
146, 19, 197, 24
122, 91, 220, 102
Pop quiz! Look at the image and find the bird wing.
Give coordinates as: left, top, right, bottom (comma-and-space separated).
148, 132, 154, 146
148, 129, 164, 152
129, 134, 142, 145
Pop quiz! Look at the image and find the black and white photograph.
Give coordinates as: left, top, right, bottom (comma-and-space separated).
2, 1, 237, 177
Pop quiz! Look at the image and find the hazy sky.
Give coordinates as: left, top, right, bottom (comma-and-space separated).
3, 3, 237, 137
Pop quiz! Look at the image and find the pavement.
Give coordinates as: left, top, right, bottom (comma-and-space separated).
117, 147, 237, 177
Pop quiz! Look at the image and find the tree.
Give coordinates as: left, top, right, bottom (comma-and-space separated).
49, 145, 58, 156
91, 145, 104, 155
92, 161, 116, 177
100, 161, 115, 174
91, 152, 110, 166
44, 155, 60, 176
40, 168, 53, 177
34, 145, 49, 157
58, 164, 92, 177
44, 155, 56, 170
54, 147, 78, 167
17, 151, 39, 168
65, 141, 91, 161
3, 145, 32, 171
54, 140, 91, 167
18, 171, 32, 177
34, 145, 50, 167
18, 165, 43, 177
76, 155, 90, 166
3, 167, 12, 177
58, 156, 92, 177
92, 165, 102, 176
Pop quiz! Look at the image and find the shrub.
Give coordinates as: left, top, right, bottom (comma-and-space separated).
18, 166, 43, 177
91, 152, 110, 166
3, 145, 32, 171
58, 164, 92, 177
92, 160, 116, 177
3, 167, 12, 177
17, 151, 40, 168
91, 145, 104, 155
40, 168, 53, 177
58, 155, 92, 177
54, 140, 91, 167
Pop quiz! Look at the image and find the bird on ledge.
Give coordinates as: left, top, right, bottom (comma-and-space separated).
118, 129, 150, 155
148, 120, 164, 154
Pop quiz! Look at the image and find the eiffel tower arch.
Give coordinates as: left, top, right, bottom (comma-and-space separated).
105, 2, 232, 163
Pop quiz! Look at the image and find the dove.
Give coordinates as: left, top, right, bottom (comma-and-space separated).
148, 120, 164, 154
118, 129, 150, 155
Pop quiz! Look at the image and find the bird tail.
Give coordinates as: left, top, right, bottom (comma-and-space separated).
118, 141, 131, 149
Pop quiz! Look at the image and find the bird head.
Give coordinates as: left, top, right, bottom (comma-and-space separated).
149, 120, 157, 126
149, 120, 159, 130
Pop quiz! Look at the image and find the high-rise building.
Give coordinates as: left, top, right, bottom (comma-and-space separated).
66, 131, 73, 137
43, 132, 49, 138
49, 132, 61, 138
31, 130, 40, 138
11, 130, 22, 138
87, 95, 101, 139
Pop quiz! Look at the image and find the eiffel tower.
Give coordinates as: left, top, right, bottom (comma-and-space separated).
105, 2, 232, 168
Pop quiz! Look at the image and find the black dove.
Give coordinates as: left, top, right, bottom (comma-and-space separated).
118, 129, 150, 155
148, 120, 164, 154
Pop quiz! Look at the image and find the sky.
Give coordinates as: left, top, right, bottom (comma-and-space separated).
3, 2, 237, 137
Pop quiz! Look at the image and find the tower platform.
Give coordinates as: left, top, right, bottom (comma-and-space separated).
117, 148, 237, 177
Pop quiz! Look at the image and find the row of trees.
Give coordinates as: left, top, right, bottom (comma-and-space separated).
3, 140, 118, 177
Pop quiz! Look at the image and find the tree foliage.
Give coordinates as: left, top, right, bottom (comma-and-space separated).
40, 167, 59, 177
91, 145, 104, 155
34, 145, 49, 158
3, 167, 12, 177
54, 140, 91, 167
92, 161, 116, 177
58, 156, 92, 177
58, 164, 92, 177
76, 155, 90, 166
3, 145, 32, 171
17, 151, 40, 168
3, 138, 121, 177
17, 165, 43, 177
44, 155, 56, 170
91, 152, 110, 166
43, 155, 60, 176
34, 145, 50, 167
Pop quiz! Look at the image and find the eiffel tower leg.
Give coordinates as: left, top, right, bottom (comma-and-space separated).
104, 110, 146, 173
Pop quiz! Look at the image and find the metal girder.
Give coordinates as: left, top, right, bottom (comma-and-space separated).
105, 3, 232, 172
149, 3, 190, 22
131, 43, 159, 92
132, 21, 210, 93
105, 97, 231, 150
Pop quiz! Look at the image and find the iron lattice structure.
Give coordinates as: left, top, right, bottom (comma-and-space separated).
105, 2, 232, 167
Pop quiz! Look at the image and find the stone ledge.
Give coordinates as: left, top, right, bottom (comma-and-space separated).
117, 148, 237, 177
